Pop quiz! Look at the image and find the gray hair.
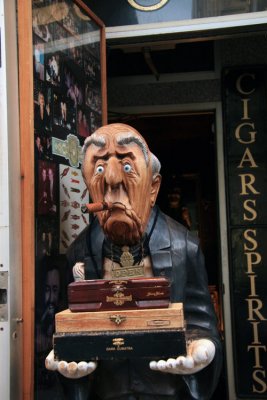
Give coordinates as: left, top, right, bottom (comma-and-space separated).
151, 153, 161, 176
82, 133, 106, 154
82, 130, 161, 177
116, 132, 149, 165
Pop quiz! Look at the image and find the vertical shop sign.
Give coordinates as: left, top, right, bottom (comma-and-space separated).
223, 67, 267, 397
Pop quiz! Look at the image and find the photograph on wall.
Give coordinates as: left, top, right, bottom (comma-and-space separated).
85, 81, 101, 114
33, 39, 45, 81
62, 60, 84, 107
37, 160, 58, 216
76, 105, 91, 137
34, 253, 67, 392
45, 52, 62, 86
36, 216, 59, 259
84, 49, 101, 81
34, 79, 52, 133
53, 90, 76, 132
59, 164, 89, 254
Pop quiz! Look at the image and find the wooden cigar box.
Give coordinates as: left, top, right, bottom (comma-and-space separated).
55, 303, 184, 333
53, 328, 186, 361
68, 277, 170, 312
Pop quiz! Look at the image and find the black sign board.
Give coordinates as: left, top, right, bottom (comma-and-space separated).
223, 67, 267, 397
85, 0, 195, 27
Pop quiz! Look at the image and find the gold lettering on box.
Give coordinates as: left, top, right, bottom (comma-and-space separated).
112, 338, 125, 346
106, 291, 133, 306
146, 291, 164, 297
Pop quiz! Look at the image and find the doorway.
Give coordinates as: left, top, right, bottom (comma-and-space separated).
111, 110, 227, 399
113, 112, 219, 283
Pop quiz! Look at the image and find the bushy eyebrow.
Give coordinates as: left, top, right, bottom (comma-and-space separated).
116, 132, 149, 165
82, 133, 106, 154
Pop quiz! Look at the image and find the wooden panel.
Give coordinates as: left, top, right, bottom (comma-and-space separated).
17, 1, 35, 400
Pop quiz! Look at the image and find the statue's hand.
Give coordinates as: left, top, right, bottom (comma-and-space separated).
72, 262, 85, 281
45, 350, 97, 379
149, 339, 215, 375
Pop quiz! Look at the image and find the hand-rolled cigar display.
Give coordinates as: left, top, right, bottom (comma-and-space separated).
81, 201, 113, 214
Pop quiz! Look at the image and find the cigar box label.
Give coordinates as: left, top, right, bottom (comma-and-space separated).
106, 291, 133, 306
106, 337, 134, 352
147, 319, 171, 327
146, 291, 165, 297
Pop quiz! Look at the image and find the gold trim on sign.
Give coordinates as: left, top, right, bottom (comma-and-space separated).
127, 0, 169, 12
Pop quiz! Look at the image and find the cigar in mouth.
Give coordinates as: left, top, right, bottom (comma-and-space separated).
81, 201, 113, 214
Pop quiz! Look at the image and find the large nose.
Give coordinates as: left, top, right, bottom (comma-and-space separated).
105, 157, 122, 188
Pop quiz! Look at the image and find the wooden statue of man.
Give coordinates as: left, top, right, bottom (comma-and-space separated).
46, 123, 222, 400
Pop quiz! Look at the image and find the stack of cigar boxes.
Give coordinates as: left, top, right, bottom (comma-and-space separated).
53, 277, 186, 361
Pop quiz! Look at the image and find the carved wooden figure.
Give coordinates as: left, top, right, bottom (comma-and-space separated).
46, 123, 222, 400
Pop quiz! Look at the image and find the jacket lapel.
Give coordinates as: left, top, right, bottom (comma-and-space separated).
147, 207, 173, 279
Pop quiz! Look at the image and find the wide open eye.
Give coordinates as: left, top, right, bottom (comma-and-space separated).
96, 165, 104, 174
123, 163, 132, 173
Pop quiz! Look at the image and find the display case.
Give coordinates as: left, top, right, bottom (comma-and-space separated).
18, 1, 107, 398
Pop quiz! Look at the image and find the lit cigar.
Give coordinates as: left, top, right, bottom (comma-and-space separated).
81, 201, 113, 214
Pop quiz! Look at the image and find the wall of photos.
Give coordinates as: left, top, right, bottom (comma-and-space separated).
32, 1, 104, 396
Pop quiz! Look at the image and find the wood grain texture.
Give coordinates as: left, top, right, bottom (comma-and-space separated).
56, 303, 184, 332
17, 1, 35, 399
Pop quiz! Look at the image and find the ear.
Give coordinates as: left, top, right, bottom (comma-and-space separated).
150, 174, 162, 207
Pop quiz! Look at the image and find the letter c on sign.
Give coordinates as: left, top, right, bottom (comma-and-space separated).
127, 0, 169, 11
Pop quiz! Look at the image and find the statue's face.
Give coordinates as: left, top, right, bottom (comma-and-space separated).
82, 124, 161, 245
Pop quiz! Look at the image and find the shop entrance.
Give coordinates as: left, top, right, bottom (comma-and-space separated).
113, 112, 219, 285
111, 110, 227, 399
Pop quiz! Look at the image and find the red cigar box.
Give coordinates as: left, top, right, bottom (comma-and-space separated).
68, 277, 170, 312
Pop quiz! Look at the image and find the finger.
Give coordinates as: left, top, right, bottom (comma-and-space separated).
149, 360, 158, 370
58, 360, 68, 373
87, 361, 97, 373
157, 360, 167, 370
166, 358, 177, 369
77, 361, 88, 373
67, 362, 78, 376
183, 356, 194, 369
175, 356, 186, 366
